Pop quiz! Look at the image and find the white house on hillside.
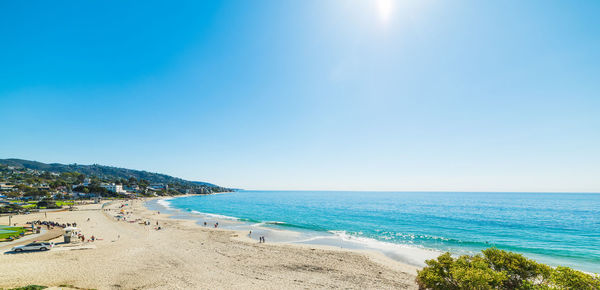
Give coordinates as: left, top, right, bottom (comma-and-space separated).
100, 183, 125, 194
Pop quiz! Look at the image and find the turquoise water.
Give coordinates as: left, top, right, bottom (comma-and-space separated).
163, 191, 600, 273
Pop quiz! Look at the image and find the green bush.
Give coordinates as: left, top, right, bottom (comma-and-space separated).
551, 266, 600, 289
0, 203, 24, 213
9, 285, 47, 290
416, 248, 600, 289
36, 200, 60, 209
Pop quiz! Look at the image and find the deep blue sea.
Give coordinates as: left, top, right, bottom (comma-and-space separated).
156, 191, 600, 273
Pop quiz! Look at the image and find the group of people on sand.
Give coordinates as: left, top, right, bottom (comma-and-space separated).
76, 233, 96, 242
27, 220, 72, 229
117, 204, 164, 231
202, 221, 220, 228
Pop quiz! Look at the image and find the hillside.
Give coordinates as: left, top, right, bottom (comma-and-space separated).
0, 158, 227, 192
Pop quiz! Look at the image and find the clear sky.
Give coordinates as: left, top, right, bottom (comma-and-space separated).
1, 0, 599, 192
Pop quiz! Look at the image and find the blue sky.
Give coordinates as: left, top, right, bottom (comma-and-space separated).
1, 0, 599, 192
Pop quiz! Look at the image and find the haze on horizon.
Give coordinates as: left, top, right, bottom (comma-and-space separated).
1, 1, 599, 192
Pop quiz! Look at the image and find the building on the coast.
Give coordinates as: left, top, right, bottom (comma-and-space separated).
100, 183, 125, 193
71, 179, 92, 189
51, 191, 69, 199
148, 184, 166, 190
0, 183, 15, 192
124, 185, 140, 192
69, 192, 96, 199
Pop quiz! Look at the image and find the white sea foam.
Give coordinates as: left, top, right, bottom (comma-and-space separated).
327, 230, 442, 266
156, 198, 174, 210
292, 235, 336, 243
190, 210, 239, 221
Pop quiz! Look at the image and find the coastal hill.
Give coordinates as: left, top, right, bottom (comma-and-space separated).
0, 158, 230, 194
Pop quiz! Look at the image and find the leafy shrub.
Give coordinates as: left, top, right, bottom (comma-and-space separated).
36, 200, 60, 209
0, 203, 23, 213
551, 266, 600, 289
9, 285, 47, 290
416, 248, 600, 289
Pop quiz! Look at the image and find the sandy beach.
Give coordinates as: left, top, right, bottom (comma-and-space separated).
0, 198, 419, 289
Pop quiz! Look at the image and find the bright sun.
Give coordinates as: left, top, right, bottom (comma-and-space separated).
377, 0, 393, 23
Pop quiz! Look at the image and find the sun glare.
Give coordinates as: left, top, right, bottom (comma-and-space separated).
377, 0, 393, 23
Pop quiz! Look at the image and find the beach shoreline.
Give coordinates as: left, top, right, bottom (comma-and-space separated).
0, 196, 419, 289
147, 195, 423, 275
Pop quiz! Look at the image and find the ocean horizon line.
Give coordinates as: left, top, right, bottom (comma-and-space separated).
236, 189, 600, 194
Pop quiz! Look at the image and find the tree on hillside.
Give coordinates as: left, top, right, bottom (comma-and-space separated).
5, 191, 20, 198
40, 171, 53, 179
72, 186, 90, 193
50, 180, 66, 189
37, 200, 60, 209
23, 189, 49, 199
0, 203, 23, 213
16, 184, 31, 191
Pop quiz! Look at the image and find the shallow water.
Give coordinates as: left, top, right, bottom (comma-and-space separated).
150, 191, 600, 273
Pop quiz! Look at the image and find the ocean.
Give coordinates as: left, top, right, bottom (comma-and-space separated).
148, 190, 600, 273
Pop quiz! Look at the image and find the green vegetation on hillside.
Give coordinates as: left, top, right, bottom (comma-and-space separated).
0, 158, 219, 188
9, 285, 47, 290
0, 158, 232, 200
416, 248, 600, 289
